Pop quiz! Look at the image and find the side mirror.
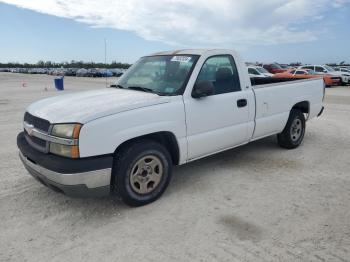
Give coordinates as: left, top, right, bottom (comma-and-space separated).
323, 70, 327, 73
192, 81, 214, 98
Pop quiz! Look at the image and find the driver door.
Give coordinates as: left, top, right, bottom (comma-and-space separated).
184, 55, 253, 161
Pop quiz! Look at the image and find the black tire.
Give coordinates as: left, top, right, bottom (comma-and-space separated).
112, 139, 172, 206
277, 109, 306, 149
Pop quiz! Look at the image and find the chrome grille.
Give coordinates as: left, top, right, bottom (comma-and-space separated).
23, 112, 51, 152
24, 112, 50, 132
24, 130, 46, 147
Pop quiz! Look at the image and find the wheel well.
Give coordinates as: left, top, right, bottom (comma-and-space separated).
292, 101, 309, 114
114, 132, 180, 165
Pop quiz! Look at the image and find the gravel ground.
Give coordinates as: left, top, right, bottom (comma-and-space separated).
0, 73, 349, 262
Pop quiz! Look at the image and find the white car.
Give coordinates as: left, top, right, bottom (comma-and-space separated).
247, 66, 274, 78
335, 67, 350, 74
298, 65, 350, 85
18, 49, 325, 206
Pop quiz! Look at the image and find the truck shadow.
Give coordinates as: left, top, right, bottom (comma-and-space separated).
170, 135, 279, 193
11, 135, 279, 223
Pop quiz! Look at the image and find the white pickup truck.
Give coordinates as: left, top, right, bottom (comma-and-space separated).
18, 49, 325, 206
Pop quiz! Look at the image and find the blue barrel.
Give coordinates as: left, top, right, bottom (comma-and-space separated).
54, 77, 64, 91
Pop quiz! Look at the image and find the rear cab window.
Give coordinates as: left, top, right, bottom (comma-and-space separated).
248, 68, 259, 75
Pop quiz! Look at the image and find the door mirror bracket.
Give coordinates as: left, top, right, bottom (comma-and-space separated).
192, 81, 214, 98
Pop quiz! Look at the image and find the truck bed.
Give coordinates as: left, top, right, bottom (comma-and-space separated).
251, 77, 324, 140
250, 77, 313, 87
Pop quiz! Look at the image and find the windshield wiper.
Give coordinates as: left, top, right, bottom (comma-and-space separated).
127, 86, 154, 93
110, 84, 125, 88
127, 86, 165, 95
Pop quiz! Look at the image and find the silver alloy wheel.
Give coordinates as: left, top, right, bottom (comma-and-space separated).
290, 118, 303, 142
129, 155, 164, 195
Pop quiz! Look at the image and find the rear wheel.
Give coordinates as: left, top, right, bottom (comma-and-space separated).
277, 109, 305, 149
112, 140, 172, 206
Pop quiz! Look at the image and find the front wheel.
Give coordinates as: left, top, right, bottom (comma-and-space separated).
277, 109, 306, 149
112, 140, 172, 206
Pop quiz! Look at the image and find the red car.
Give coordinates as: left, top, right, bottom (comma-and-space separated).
262, 63, 287, 74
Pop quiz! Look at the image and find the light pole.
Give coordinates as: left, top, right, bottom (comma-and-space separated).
104, 38, 107, 88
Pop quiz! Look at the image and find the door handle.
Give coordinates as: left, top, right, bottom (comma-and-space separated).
237, 99, 247, 108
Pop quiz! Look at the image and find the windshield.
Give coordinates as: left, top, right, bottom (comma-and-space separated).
323, 65, 335, 72
270, 63, 283, 69
256, 67, 269, 74
117, 55, 199, 95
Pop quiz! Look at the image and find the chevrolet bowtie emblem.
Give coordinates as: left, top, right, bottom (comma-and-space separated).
24, 122, 35, 136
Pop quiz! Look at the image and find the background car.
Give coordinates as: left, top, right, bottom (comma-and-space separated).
274, 69, 341, 87
76, 68, 88, 77
334, 67, 350, 75
111, 68, 124, 77
261, 63, 287, 74
248, 66, 274, 78
51, 69, 66, 76
279, 64, 295, 70
99, 69, 113, 77
298, 65, 350, 85
64, 68, 78, 76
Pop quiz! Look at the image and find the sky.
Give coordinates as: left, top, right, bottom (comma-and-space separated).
0, 0, 349, 64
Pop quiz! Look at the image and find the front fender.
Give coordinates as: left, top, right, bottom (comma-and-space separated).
78, 97, 187, 162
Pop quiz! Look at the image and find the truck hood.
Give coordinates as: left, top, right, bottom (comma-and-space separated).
26, 88, 171, 124
328, 71, 349, 77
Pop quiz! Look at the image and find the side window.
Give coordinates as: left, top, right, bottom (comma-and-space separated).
302, 66, 314, 70
295, 70, 305, 75
196, 55, 241, 95
290, 70, 296, 74
248, 68, 259, 75
315, 66, 325, 73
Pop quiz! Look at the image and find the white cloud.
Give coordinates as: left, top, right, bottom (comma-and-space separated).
1, 0, 348, 47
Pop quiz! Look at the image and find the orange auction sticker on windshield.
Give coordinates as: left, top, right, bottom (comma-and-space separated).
171, 56, 191, 63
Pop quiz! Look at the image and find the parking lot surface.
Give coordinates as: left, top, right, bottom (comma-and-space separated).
0, 73, 349, 262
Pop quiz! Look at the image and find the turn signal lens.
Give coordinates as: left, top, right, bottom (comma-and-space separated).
72, 124, 82, 139
71, 145, 80, 158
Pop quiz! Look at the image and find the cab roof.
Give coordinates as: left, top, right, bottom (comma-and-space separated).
149, 49, 235, 56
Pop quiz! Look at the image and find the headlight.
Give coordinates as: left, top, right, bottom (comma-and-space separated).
51, 123, 81, 139
50, 123, 81, 158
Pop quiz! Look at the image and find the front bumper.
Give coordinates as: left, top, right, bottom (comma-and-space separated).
17, 132, 113, 197
341, 76, 349, 84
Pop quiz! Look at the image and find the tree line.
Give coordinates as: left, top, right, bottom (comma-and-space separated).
0, 60, 132, 69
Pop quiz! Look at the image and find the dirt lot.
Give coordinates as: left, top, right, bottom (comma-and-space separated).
0, 73, 349, 262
